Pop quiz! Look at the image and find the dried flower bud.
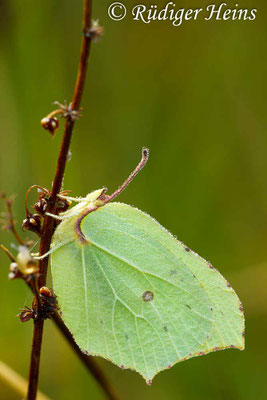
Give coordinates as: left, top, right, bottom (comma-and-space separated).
8, 271, 16, 280
34, 197, 48, 216
18, 287, 58, 322
19, 309, 34, 322
84, 20, 103, 41
40, 286, 52, 298
54, 101, 82, 121
39, 288, 58, 319
16, 245, 38, 275
10, 262, 18, 272
41, 117, 59, 136
22, 213, 42, 235
8, 261, 23, 280
18, 306, 37, 322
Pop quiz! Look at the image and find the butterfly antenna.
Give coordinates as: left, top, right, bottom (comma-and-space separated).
107, 147, 149, 202
74, 148, 149, 243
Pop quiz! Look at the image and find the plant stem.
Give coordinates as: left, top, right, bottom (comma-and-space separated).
24, 275, 120, 400
38, 0, 93, 288
1, 203, 119, 397
27, 1, 100, 399
27, 319, 44, 400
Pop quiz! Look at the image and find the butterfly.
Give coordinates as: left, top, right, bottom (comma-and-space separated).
36, 149, 244, 383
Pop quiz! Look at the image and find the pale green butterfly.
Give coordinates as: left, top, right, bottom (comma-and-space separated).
36, 149, 244, 383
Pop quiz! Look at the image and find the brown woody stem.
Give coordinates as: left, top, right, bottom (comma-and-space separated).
26, 1, 118, 400
37, 0, 93, 288
27, 319, 44, 400
24, 276, 120, 400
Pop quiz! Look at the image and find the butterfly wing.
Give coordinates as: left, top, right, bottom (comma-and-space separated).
51, 202, 244, 382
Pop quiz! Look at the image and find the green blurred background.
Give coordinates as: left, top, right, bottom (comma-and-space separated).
0, 0, 266, 399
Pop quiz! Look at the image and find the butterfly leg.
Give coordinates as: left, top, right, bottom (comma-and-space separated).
57, 194, 87, 203
45, 212, 67, 220
31, 240, 73, 259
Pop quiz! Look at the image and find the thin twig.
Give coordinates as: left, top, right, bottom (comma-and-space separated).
38, 0, 92, 288
0, 193, 24, 245
1, 244, 16, 262
26, 1, 114, 399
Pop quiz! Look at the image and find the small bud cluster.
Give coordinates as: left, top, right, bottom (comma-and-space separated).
8, 261, 22, 280
84, 20, 104, 41
22, 213, 42, 236
40, 117, 59, 136
39, 286, 52, 298
19, 306, 37, 322
22, 187, 72, 238
34, 197, 48, 216
16, 245, 38, 275
18, 286, 58, 322
54, 101, 82, 121
39, 286, 58, 319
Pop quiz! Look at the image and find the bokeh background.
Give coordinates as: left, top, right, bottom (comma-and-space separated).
0, 0, 266, 399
